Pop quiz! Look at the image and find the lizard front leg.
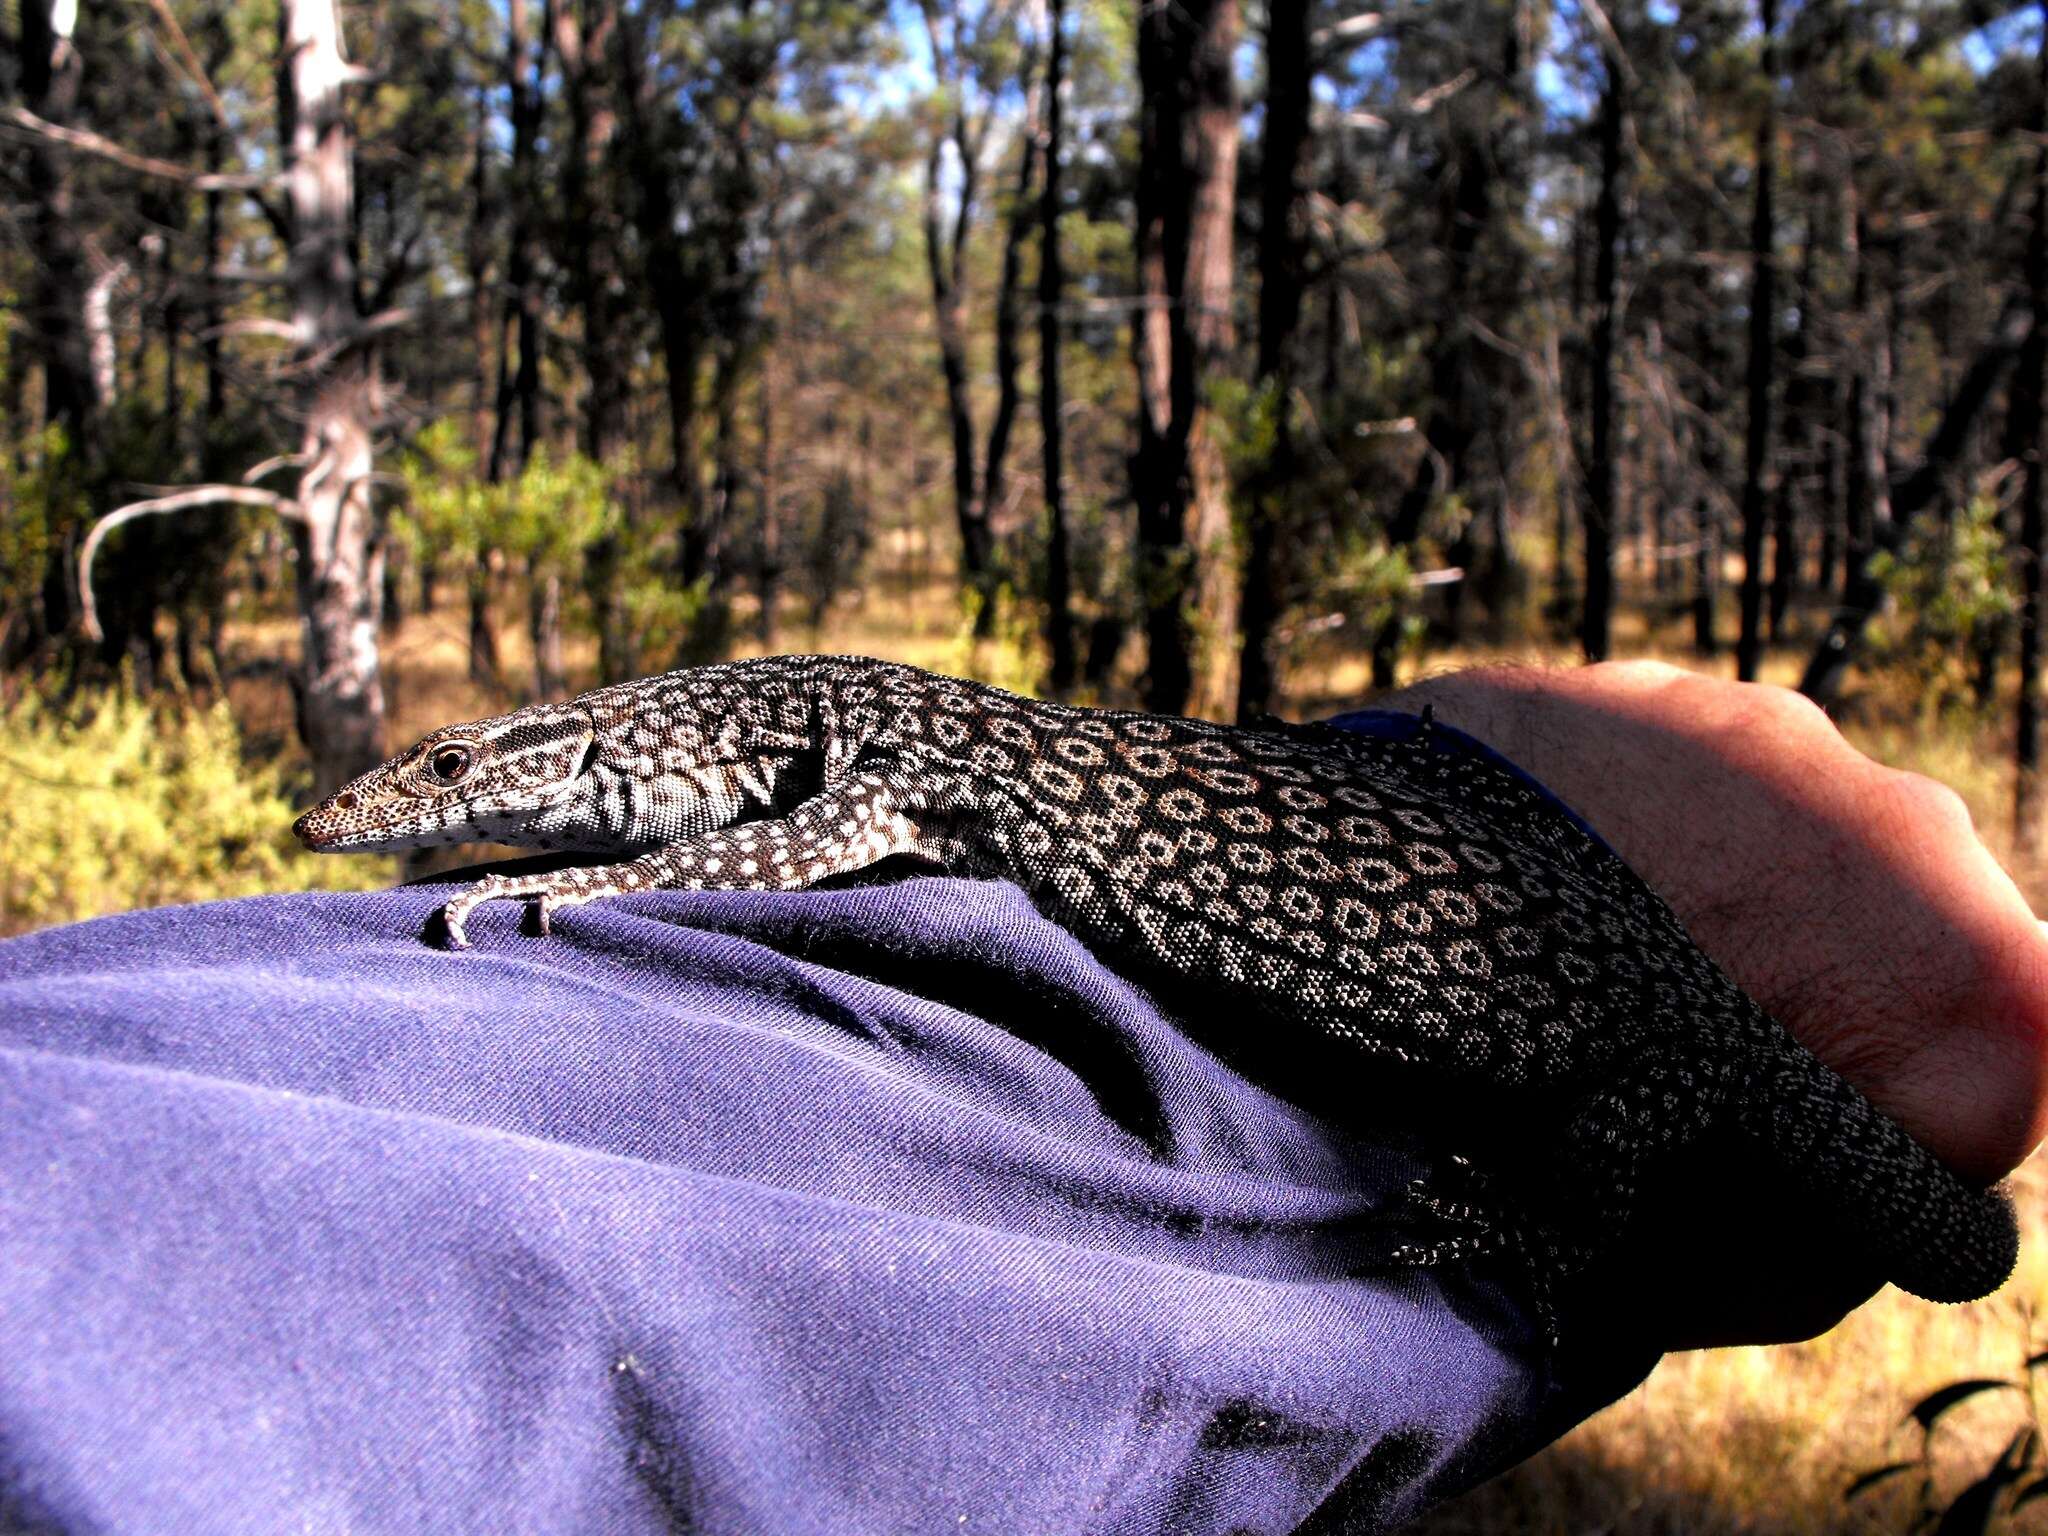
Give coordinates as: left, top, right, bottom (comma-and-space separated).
440, 773, 929, 949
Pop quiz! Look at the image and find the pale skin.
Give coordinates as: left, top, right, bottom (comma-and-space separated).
1383, 661, 2048, 1349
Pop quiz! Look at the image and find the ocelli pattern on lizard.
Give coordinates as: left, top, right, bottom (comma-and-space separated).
293, 653, 2020, 1317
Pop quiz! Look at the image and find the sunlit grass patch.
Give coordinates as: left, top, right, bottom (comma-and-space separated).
1410, 1148, 2048, 1536
0, 679, 389, 937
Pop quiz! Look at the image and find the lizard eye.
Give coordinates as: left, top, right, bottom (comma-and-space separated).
427, 744, 476, 784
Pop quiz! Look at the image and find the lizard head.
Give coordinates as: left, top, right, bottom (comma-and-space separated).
294, 702, 600, 853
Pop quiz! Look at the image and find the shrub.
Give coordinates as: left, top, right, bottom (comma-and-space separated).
1845, 1341, 2048, 1534
1869, 494, 2017, 720
0, 682, 387, 936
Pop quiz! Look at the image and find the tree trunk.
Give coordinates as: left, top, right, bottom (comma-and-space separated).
557, 0, 633, 682
1800, 302, 2028, 704
201, 24, 228, 471
1545, 323, 1577, 627
615, 9, 709, 578
184, 80, 228, 682
528, 564, 565, 700
488, 0, 544, 484
468, 563, 501, 685
1237, 0, 1310, 721
555, 0, 623, 458
459, 54, 496, 674
1039, 0, 1076, 693
686, 331, 747, 662
24, 0, 95, 646
758, 366, 780, 649
280, 0, 387, 794
21, 1, 94, 444
660, 299, 708, 577
1769, 215, 1819, 641
1841, 204, 1888, 605
1817, 383, 1843, 596
2014, 21, 2047, 853
465, 73, 496, 449
1687, 205, 1726, 658
1693, 497, 1722, 657
923, 127, 997, 631
1581, 58, 1624, 663
1133, 0, 1241, 715
983, 84, 1042, 579
1736, 0, 1779, 681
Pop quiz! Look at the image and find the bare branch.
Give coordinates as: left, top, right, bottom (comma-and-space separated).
78, 487, 301, 643
205, 317, 301, 342
277, 306, 418, 378
1577, 0, 1638, 88
144, 0, 233, 133
1407, 68, 1476, 114
0, 106, 276, 192
368, 223, 427, 312
1311, 11, 1387, 50
243, 454, 312, 484
206, 267, 293, 286
357, 307, 418, 339
1331, 70, 1477, 136
1465, 316, 1536, 370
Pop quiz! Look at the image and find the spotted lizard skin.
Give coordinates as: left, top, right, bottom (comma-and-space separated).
295, 653, 2018, 1311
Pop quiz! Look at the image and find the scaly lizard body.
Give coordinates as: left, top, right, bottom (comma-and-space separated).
295, 654, 2017, 1311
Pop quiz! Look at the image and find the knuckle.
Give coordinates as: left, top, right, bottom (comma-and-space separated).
1589, 659, 1689, 689
1717, 679, 1836, 744
1883, 769, 1975, 836
1755, 683, 1832, 735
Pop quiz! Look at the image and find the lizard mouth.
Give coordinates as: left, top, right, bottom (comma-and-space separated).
293, 807, 356, 851
292, 808, 339, 850
293, 789, 372, 851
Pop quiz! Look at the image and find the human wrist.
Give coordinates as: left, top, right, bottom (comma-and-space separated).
1372, 660, 2048, 1187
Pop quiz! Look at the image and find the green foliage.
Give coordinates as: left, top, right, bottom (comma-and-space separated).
396, 422, 625, 569
0, 425, 79, 638
1869, 495, 2017, 718
396, 418, 665, 623
1208, 375, 1281, 491
496, 445, 622, 576
627, 574, 718, 660
1323, 531, 1419, 651
949, 581, 1046, 696
393, 421, 512, 564
0, 680, 385, 936
789, 466, 874, 633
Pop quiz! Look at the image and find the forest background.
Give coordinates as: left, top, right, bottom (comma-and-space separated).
7, 0, 2048, 1529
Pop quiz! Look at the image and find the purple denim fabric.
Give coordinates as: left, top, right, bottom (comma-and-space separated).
0, 719, 1658, 1535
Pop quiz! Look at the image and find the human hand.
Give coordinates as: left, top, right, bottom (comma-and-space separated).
1378, 661, 2048, 1349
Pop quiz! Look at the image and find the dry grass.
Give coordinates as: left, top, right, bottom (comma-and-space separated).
1411, 1152, 2048, 1536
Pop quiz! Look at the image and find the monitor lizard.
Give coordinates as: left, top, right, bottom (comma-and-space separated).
294, 653, 2019, 1318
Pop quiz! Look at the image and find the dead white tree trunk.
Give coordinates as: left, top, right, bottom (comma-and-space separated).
278, 0, 386, 792
68, 0, 389, 792
84, 255, 129, 409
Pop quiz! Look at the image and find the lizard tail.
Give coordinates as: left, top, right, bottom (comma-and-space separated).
1747, 1043, 2019, 1304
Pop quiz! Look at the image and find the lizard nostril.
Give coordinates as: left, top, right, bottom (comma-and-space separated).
337, 792, 358, 810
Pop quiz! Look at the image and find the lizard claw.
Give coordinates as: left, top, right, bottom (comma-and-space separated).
1381, 1154, 1567, 1351
439, 882, 498, 950
440, 903, 475, 950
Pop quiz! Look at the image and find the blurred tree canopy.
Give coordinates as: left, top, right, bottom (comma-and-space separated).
3, 0, 2047, 828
